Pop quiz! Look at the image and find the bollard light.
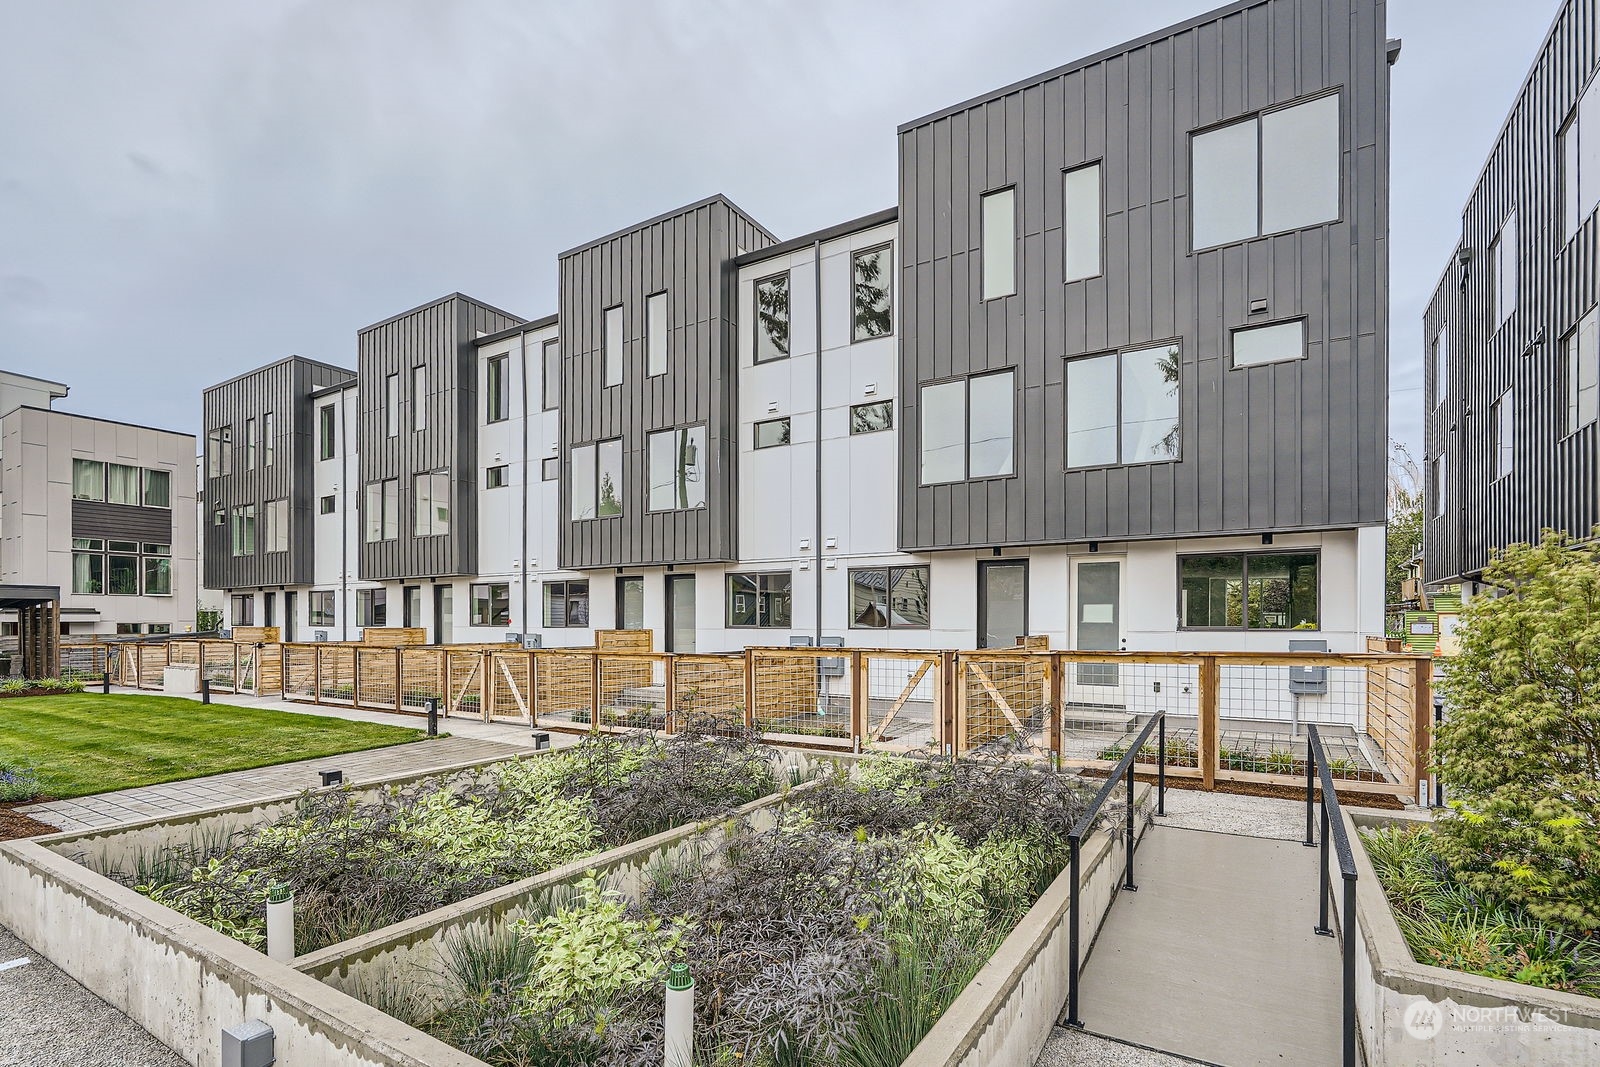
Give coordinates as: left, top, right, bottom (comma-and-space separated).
265, 884, 294, 963
531, 730, 550, 751
319, 770, 343, 787
427, 697, 440, 737
664, 963, 694, 1067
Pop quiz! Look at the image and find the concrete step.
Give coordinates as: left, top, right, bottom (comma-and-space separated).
1059, 705, 1137, 732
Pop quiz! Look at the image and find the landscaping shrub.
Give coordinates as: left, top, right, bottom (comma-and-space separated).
0, 677, 85, 695
1434, 530, 1600, 930
124, 723, 781, 953
1362, 824, 1600, 996
413, 754, 1095, 1066
0, 761, 41, 803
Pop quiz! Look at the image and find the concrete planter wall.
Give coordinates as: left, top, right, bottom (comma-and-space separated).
1339, 810, 1600, 1066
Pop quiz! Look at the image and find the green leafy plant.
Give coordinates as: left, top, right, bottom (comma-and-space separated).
0, 761, 41, 803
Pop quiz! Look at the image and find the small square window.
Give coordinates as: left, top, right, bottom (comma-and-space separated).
486, 464, 508, 489
319, 495, 336, 515
542, 456, 560, 481
849, 400, 893, 434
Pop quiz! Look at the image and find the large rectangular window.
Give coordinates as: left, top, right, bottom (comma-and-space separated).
1192, 93, 1339, 248
107, 463, 140, 505
754, 273, 790, 362
647, 425, 707, 510
231, 594, 255, 626
412, 365, 427, 431
1066, 345, 1181, 468
143, 544, 171, 595
849, 565, 930, 629
919, 370, 1014, 484
1562, 82, 1600, 238
206, 426, 231, 477
470, 583, 510, 627
384, 374, 398, 438
1063, 163, 1102, 281
544, 580, 590, 627
596, 439, 622, 517
1568, 308, 1599, 431
1179, 553, 1318, 630
852, 245, 893, 340
486, 355, 509, 422
231, 504, 256, 557
616, 576, 645, 630
143, 468, 171, 508
604, 305, 624, 387
1492, 389, 1514, 480
72, 459, 104, 501
309, 591, 336, 627
542, 338, 560, 410
265, 498, 289, 553
364, 479, 398, 542
319, 404, 336, 459
1492, 211, 1517, 329
981, 187, 1016, 299
849, 400, 893, 434
570, 444, 596, 520
646, 291, 668, 376
71, 539, 103, 594
356, 588, 386, 628
726, 572, 792, 628
754, 417, 790, 449
413, 471, 450, 536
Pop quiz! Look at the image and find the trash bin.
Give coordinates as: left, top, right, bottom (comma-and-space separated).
163, 664, 200, 695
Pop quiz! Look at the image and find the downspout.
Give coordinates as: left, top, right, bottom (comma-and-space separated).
520, 330, 531, 643
340, 388, 350, 641
814, 238, 823, 645
1454, 247, 1470, 590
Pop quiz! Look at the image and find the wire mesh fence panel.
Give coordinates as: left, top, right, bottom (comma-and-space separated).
861, 653, 940, 752
596, 654, 669, 732
281, 646, 317, 701
486, 651, 532, 722
956, 652, 1051, 757
749, 650, 853, 744
534, 651, 595, 729
58, 644, 109, 682
398, 648, 444, 713
316, 645, 357, 703
235, 645, 258, 694
200, 642, 238, 691
354, 647, 398, 711
445, 649, 485, 719
1213, 662, 1384, 785
1058, 658, 1202, 773
670, 654, 746, 732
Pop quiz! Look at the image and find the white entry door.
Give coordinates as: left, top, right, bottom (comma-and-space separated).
1068, 557, 1125, 707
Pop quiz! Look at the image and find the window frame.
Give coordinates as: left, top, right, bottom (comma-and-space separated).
980, 185, 1017, 301
319, 494, 336, 515
752, 270, 792, 363
485, 354, 509, 423
646, 291, 669, 376
1567, 307, 1600, 434
1491, 388, 1514, 481
1189, 89, 1343, 253
848, 400, 894, 435
847, 565, 931, 630
356, 588, 387, 628
413, 469, 451, 537
143, 467, 171, 508
542, 338, 561, 411
976, 558, 1029, 649
647, 424, 707, 512
412, 365, 428, 431
1229, 317, 1308, 370
850, 243, 894, 342
470, 582, 511, 628
543, 579, 591, 628
615, 575, 645, 630
309, 590, 336, 628
384, 373, 398, 438
1491, 210, 1518, 332
485, 464, 508, 490
265, 498, 289, 554
603, 304, 624, 387
542, 456, 560, 481
724, 571, 794, 629
1176, 549, 1322, 632
918, 369, 1017, 485
1064, 342, 1183, 471
753, 416, 791, 450
262, 411, 275, 467
318, 404, 336, 460
1062, 161, 1104, 283
71, 458, 105, 501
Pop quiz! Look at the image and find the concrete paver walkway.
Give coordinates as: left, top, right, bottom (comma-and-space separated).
1064, 822, 1346, 1067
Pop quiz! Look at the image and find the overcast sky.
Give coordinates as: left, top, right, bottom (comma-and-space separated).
0, 0, 1563, 460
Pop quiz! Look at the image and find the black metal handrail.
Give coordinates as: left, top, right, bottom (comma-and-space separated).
1303, 723, 1358, 1067
1064, 711, 1166, 1029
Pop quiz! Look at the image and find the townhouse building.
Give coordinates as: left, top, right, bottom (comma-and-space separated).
0, 370, 198, 641
1424, 0, 1599, 588
206, 0, 1393, 662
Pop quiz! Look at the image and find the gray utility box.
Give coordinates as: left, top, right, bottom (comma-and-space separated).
222, 1019, 274, 1067
1288, 638, 1329, 695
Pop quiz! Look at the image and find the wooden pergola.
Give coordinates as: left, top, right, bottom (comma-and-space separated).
0, 585, 60, 680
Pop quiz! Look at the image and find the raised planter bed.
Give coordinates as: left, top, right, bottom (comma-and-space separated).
1342, 809, 1600, 1065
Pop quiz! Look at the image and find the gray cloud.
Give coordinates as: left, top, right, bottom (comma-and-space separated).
0, 0, 1561, 460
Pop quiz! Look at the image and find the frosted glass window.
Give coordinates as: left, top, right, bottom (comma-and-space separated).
1492, 211, 1517, 328
754, 273, 790, 362
385, 374, 398, 437
1433, 324, 1449, 407
647, 292, 668, 376
968, 370, 1015, 477
413, 471, 450, 535
107, 463, 140, 505
1260, 94, 1340, 234
412, 366, 427, 431
542, 339, 561, 410
570, 444, 596, 520
1232, 320, 1306, 368
485, 356, 508, 422
1492, 390, 1514, 479
1122, 346, 1182, 463
648, 425, 706, 511
1064, 164, 1102, 281
266, 498, 289, 552
1565, 118, 1582, 237
981, 188, 1016, 299
596, 438, 623, 517
1567, 309, 1599, 432
604, 305, 623, 387
1431, 456, 1446, 517
263, 411, 275, 466
920, 380, 966, 483
1192, 118, 1259, 248
1066, 355, 1118, 467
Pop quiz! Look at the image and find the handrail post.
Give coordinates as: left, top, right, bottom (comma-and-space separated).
1342, 871, 1357, 1067
1065, 833, 1083, 1028
1316, 799, 1333, 936
1123, 753, 1139, 892
1157, 712, 1166, 817
1304, 730, 1317, 847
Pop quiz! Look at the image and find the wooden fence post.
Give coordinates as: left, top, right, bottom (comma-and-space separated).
1046, 652, 1061, 760
352, 646, 363, 708
1412, 657, 1433, 805
528, 650, 539, 726
313, 645, 322, 704
1199, 655, 1220, 791
663, 653, 676, 735
743, 648, 756, 733
851, 651, 867, 749
479, 650, 491, 723
591, 651, 603, 731
938, 650, 955, 753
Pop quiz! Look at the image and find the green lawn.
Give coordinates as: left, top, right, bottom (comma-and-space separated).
0, 694, 423, 799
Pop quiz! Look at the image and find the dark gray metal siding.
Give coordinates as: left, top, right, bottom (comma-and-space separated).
558, 196, 775, 569
896, 0, 1390, 551
1424, 0, 1599, 584
72, 501, 173, 543
356, 294, 523, 581
202, 357, 354, 590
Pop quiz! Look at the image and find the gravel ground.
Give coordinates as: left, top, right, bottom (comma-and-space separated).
0, 924, 185, 1067
1036, 1026, 1204, 1066
1152, 787, 1311, 840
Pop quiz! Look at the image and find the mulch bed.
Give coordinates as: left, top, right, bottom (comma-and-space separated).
0, 802, 58, 841
0, 689, 80, 699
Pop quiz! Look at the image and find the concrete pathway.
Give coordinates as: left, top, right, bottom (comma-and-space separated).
17, 685, 582, 832
1056, 822, 1347, 1067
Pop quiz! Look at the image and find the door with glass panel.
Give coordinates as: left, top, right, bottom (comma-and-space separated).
977, 560, 1028, 649
1067, 558, 1124, 707
282, 592, 297, 642
665, 575, 695, 653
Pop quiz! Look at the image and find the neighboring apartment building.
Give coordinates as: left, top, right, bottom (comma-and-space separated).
0, 371, 199, 637
1424, 0, 1599, 589
206, 0, 1393, 657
